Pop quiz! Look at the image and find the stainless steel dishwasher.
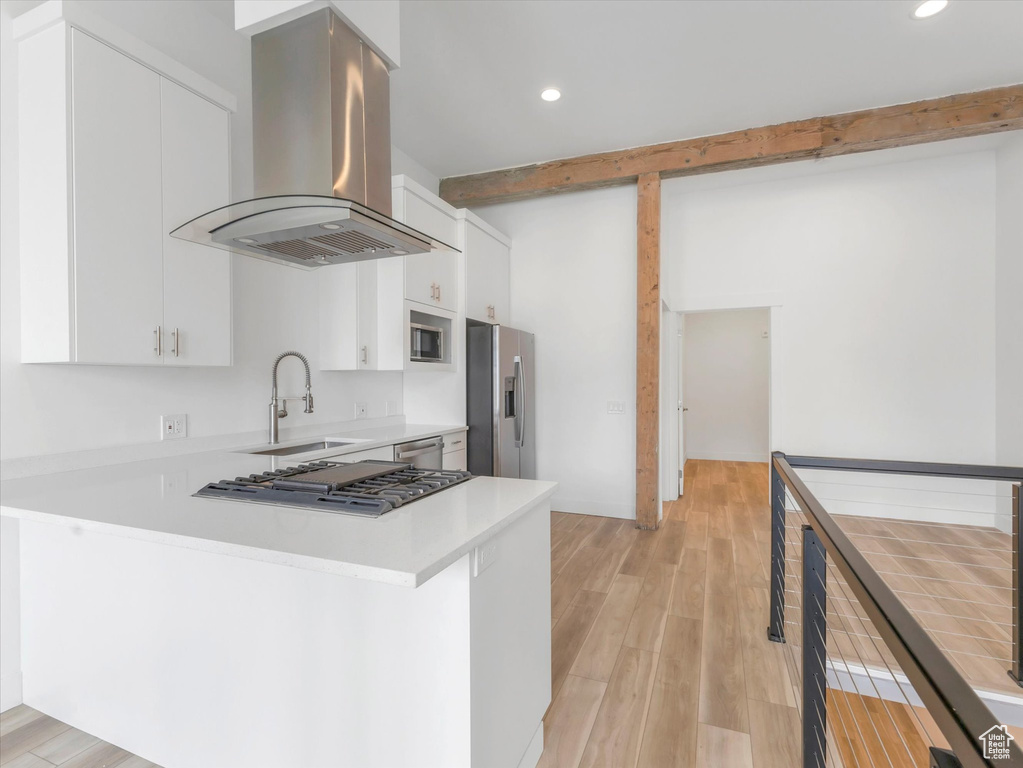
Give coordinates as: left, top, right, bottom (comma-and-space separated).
393, 436, 444, 470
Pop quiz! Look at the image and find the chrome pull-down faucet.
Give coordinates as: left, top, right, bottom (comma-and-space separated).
269, 351, 314, 444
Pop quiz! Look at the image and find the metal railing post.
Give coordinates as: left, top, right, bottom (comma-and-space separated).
1011, 483, 1022, 687
768, 452, 787, 643
802, 524, 828, 768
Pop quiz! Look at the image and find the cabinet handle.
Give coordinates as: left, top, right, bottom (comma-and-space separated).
154, 326, 162, 356
361, 345, 368, 364
171, 328, 180, 357
487, 304, 495, 320
437, 284, 442, 302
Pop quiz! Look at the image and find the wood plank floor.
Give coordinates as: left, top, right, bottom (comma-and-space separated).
0, 704, 158, 768
542, 459, 798, 768
783, 507, 1019, 696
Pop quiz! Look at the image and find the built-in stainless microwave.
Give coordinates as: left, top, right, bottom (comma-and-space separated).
410, 322, 444, 363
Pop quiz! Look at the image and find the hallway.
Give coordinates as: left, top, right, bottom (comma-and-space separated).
539, 460, 799, 768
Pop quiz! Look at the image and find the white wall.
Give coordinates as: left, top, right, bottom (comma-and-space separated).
995, 135, 1023, 469
392, 146, 440, 197
683, 309, 770, 463
665, 150, 998, 465
476, 186, 638, 519
0, 0, 405, 463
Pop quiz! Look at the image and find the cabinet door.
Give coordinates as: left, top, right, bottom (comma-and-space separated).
71, 30, 164, 364
396, 188, 458, 310
161, 79, 231, 366
356, 262, 378, 370
431, 250, 459, 312
319, 263, 360, 370
375, 258, 405, 371
465, 223, 510, 324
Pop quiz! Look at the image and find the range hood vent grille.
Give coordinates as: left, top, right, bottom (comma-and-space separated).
260, 239, 324, 260
311, 230, 392, 254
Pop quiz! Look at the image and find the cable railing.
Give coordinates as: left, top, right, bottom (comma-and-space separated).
768, 452, 1023, 767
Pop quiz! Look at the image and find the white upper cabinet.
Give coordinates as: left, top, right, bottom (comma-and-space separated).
392, 175, 459, 312
17, 18, 232, 366
160, 79, 232, 366
319, 259, 404, 371
459, 210, 511, 325
70, 30, 165, 365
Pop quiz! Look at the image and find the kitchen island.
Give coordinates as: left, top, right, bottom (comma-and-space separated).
0, 438, 557, 768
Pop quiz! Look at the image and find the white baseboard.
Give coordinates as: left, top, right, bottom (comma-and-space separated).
686, 450, 769, 463
516, 721, 544, 768
0, 671, 23, 713
552, 498, 635, 520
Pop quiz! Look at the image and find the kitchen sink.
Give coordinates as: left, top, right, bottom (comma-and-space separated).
249, 440, 363, 457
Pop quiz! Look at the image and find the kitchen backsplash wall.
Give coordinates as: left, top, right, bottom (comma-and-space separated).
0, 1, 411, 460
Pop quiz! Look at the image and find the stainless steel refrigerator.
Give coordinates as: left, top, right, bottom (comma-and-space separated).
466, 321, 536, 479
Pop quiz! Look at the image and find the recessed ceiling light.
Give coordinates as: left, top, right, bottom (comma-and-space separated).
540, 88, 561, 102
320, 223, 341, 230
912, 0, 948, 19
237, 237, 257, 244
392, 249, 409, 256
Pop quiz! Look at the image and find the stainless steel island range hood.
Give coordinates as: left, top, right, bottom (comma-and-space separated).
171, 9, 453, 269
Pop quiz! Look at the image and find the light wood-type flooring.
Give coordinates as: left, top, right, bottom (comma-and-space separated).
0, 705, 158, 768
540, 459, 803, 768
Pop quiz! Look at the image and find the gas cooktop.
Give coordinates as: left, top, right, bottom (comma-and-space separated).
195, 460, 472, 517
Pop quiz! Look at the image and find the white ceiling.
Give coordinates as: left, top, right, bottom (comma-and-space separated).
389, 0, 1023, 179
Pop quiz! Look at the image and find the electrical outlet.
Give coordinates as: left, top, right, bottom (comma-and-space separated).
354, 402, 368, 419
607, 400, 626, 415
160, 414, 187, 440
385, 400, 398, 416
474, 540, 498, 576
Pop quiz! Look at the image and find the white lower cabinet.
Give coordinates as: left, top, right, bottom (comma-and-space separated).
443, 430, 468, 471
18, 23, 232, 365
443, 449, 467, 472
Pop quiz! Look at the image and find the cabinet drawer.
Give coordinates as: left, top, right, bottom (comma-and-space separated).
443, 432, 467, 454
443, 448, 467, 472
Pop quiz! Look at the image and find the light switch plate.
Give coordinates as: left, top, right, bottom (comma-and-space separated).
607, 400, 626, 415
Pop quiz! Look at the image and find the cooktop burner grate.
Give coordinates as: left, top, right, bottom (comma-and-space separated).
194, 460, 472, 517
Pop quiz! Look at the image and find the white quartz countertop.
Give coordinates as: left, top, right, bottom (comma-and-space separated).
0, 424, 557, 587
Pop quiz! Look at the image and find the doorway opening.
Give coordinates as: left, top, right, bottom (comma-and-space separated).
675, 307, 772, 497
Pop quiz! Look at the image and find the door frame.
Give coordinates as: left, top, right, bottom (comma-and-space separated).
663, 296, 783, 503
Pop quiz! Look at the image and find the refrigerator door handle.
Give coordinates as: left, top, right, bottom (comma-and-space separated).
514, 355, 526, 448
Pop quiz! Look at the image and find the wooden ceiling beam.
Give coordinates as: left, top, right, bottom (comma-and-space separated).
439, 85, 1023, 207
